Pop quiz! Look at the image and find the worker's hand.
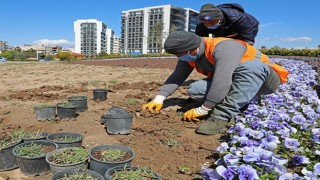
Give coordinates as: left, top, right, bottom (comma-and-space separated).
142, 95, 165, 113
183, 105, 211, 122
142, 101, 163, 113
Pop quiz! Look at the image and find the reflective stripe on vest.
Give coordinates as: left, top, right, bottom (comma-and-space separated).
188, 37, 289, 82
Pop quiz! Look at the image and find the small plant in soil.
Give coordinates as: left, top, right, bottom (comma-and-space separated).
15, 143, 54, 157
108, 80, 118, 84
88, 80, 101, 87
112, 166, 157, 180
178, 165, 192, 175
49, 147, 88, 164
123, 98, 137, 105
58, 171, 96, 180
92, 148, 130, 162
58, 102, 76, 108
160, 138, 180, 148
52, 136, 82, 142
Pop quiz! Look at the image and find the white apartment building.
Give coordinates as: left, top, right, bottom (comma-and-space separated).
74, 19, 108, 56
121, 5, 198, 54
106, 28, 115, 54
113, 36, 121, 54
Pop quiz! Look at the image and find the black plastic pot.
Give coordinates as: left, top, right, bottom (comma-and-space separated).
46, 147, 88, 174
34, 105, 56, 120
105, 166, 161, 180
68, 96, 88, 112
89, 144, 135, 176
93, 89, 108, 101
0, 139, 22, 171
51, 169, 104, 180
46, 132, 84, 148
22, 132, 49, 142
56, 102, 77, 118
101, 107, 133, 135
12, 140, 58, 176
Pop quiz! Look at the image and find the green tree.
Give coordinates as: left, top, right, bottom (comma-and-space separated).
56, 52, 74, 61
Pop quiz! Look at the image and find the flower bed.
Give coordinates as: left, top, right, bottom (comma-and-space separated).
202, 58, 320, 179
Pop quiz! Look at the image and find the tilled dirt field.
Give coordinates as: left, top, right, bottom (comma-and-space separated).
0, 59, 222, 180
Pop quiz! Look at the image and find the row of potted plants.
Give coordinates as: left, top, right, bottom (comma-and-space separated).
34, 96, 88, 120
1, 130, 160, 179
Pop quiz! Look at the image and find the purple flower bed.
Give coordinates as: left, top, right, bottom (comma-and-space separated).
202, 58, 320, 180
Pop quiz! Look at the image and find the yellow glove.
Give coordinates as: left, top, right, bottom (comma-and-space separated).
142, 102, 163, 113
183, 105, 211, 122
142, 95, 165, 113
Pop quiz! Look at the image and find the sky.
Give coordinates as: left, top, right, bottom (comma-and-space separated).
0, 0, 319, 49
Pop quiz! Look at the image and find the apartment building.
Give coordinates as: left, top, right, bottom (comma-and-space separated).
113, 36, 121, 54
121, 5, 198, 54
74, 19, 108, 56
106, 28, 115, 54
0, 41, 8, 53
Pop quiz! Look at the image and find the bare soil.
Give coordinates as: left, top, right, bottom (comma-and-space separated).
0, 59, 221, 180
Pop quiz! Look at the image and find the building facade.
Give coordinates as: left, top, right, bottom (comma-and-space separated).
74, 19, 108, 56
106, 28, 115, 54
121, 5, 198, 54
0, 41, 8, 53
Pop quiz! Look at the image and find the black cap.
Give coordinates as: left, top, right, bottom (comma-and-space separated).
198, 3, 223, 20
164, 31, 201, 54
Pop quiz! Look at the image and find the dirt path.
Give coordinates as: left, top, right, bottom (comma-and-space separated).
0, 60, 221, 180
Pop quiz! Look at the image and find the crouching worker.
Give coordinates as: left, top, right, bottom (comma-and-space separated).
142, 31, 288, 135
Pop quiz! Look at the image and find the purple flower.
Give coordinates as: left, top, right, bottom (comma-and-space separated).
216, 165, 236, 180
243, 152, 260, 163
202, 167, 220, 180
291, 155, 310, 165
291, 115, 306, 125
216, 142, 229, 153
284, 138, 300, 149
238, 164, 259, 180
314, 163, 320, 175
223, 154, 240, 166
261, 135, 280, 144
278, 173, 294, 180
249, 130, 264, 140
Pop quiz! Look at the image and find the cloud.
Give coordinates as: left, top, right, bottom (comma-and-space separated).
260, 22, 278, 28
32, 39, 74, 46
280, 37, 312, 42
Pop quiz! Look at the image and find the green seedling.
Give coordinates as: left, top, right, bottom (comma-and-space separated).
100, 148, 127, 162
108, 80, 118, 84
123, 98, 137, 105
88, 80, 101, 87
52, 136, 82, 142
160, 138, 180, 148
14, 130, 46, 140
35, 104, 55, 108
15, 143, 46, 157
60, 171, 96, 180
58, 102, 76, 108
112, 166, 156, 180
178, 165, 192, 174
49, 147, 88, 164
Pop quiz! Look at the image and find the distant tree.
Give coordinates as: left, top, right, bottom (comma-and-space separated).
56, 52, 74, 61
318, 44, 320, 49
261, 45, 267, 49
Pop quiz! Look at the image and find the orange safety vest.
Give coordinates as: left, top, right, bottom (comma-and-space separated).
188, 37, 289, 82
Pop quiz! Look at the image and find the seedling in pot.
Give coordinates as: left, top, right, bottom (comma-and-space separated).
112, 166, 157, 180
35, 104, 55, 108
49, 147, 88, 164
60, 171, 96, 180
52, 136, 82, 142
69, 96, 86, 100
14, 143, 54, 157
0, 131, 23, 150
93, 148, 130, 162
14, 130, 47, 140
58, 102, 76, 108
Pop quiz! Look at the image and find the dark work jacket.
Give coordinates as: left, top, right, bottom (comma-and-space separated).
195, 3, 259, 43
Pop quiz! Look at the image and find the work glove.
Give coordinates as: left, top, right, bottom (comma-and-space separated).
142, 95, 165, 113
183, 105, 211, 122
